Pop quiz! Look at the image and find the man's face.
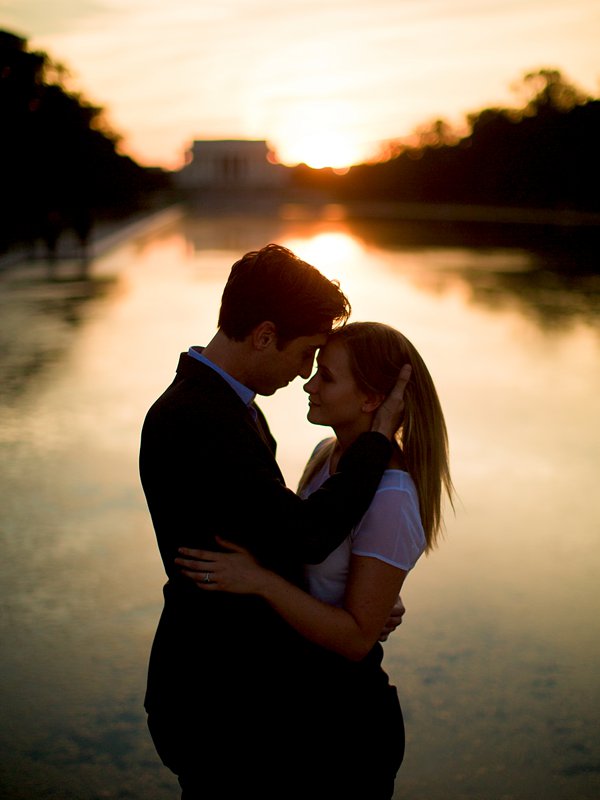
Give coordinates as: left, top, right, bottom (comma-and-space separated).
256, 332, 328, 395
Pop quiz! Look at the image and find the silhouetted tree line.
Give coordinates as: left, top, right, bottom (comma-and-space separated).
0, 30, 171, 254
291, 69, 600, 213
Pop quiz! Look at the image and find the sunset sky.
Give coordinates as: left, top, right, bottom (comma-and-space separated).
3, 0, 600, 169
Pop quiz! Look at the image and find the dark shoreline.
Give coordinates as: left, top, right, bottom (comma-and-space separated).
2, 200, 598, 273
0, 206, 184, 271
278, 200, 600, 269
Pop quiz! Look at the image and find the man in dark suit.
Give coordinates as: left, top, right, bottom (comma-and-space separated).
139, 244, 407, 798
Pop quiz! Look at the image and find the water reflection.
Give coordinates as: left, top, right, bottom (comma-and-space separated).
346, 214, 600, 271
182, 211, 600, 329
0, 265, 117, 399
0, 210, 599, 800
459, 266, 600, 329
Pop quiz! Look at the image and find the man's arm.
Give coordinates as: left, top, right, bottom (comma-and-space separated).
237, 366, 412, 566
371, 364, 412, 439
178, 544, 407, 661
235, 430, 392, 565
141, 368, 410, 576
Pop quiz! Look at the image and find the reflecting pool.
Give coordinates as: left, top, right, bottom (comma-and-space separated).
0, 209, 599, 799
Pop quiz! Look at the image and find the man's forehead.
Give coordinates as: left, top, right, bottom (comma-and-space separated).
316, 336, 345, 363
302, 332, 328, 348
315, 340, 332, 361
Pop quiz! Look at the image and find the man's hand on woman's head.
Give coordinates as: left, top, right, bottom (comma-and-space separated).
371, 365, 412, 440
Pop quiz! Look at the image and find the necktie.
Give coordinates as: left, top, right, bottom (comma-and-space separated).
249, 402, 276, 454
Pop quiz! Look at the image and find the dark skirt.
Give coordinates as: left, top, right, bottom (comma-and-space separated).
296, 643, 405, 799
147, 642, 404, 800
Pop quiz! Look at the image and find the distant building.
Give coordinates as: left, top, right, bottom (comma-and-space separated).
177, 139, 289, 192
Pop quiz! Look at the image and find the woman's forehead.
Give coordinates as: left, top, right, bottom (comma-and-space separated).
317, 338, 350, 369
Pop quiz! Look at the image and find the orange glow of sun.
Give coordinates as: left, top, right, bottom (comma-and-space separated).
267, 99, 372, 170
274, 133, 366, 170
278, 133, 361, 170
282, 232, 363, 277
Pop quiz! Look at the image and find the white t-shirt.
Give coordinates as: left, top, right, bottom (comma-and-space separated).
300, 446, 426, 607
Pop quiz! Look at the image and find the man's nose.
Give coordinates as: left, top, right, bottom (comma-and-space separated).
303, 373, 317, 392
298, 359, 315, 380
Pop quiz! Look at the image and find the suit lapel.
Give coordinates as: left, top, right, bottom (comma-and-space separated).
177, 353, 282, 475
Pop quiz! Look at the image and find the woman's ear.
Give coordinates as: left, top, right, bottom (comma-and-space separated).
362, 393, 385, 413
251, 321, 277, 350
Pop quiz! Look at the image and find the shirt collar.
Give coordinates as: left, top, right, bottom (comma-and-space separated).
187, 346, 256, 407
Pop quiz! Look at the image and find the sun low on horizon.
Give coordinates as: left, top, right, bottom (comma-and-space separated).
270, 127, 372, 171
273, 133, 363, 171
6, 0, 600, 171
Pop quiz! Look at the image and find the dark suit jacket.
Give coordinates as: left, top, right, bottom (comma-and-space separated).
139, 353, 391, 732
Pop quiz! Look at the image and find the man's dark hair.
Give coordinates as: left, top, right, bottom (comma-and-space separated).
218, 243, 351, 346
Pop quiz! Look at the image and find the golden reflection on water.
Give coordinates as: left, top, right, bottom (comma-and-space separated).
0, 212, 599, 799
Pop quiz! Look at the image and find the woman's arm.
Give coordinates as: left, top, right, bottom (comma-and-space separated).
176, 540, 407, 661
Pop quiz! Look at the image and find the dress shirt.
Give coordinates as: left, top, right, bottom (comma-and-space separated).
187, 346, 256, 412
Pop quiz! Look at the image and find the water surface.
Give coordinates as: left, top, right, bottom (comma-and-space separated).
0, 210, 599, 799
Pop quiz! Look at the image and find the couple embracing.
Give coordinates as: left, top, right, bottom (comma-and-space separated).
139, 244, 452, 799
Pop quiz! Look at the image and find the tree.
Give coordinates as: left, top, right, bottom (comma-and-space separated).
346, 68, 599, 211
0, 30, 167, 253
512, 68, 590, 115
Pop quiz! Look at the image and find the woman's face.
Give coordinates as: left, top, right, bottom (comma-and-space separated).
303, 339, 371, 432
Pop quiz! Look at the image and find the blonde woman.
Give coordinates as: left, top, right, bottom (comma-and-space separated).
177, 322, 453, 798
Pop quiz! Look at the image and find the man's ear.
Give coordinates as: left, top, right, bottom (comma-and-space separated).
362, 393, 385, 413
251, 321, 278, 351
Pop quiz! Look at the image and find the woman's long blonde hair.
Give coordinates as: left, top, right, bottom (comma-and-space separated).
298, 322, 453, 551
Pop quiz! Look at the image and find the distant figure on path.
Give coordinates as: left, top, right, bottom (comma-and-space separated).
42, 209, 63, 265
